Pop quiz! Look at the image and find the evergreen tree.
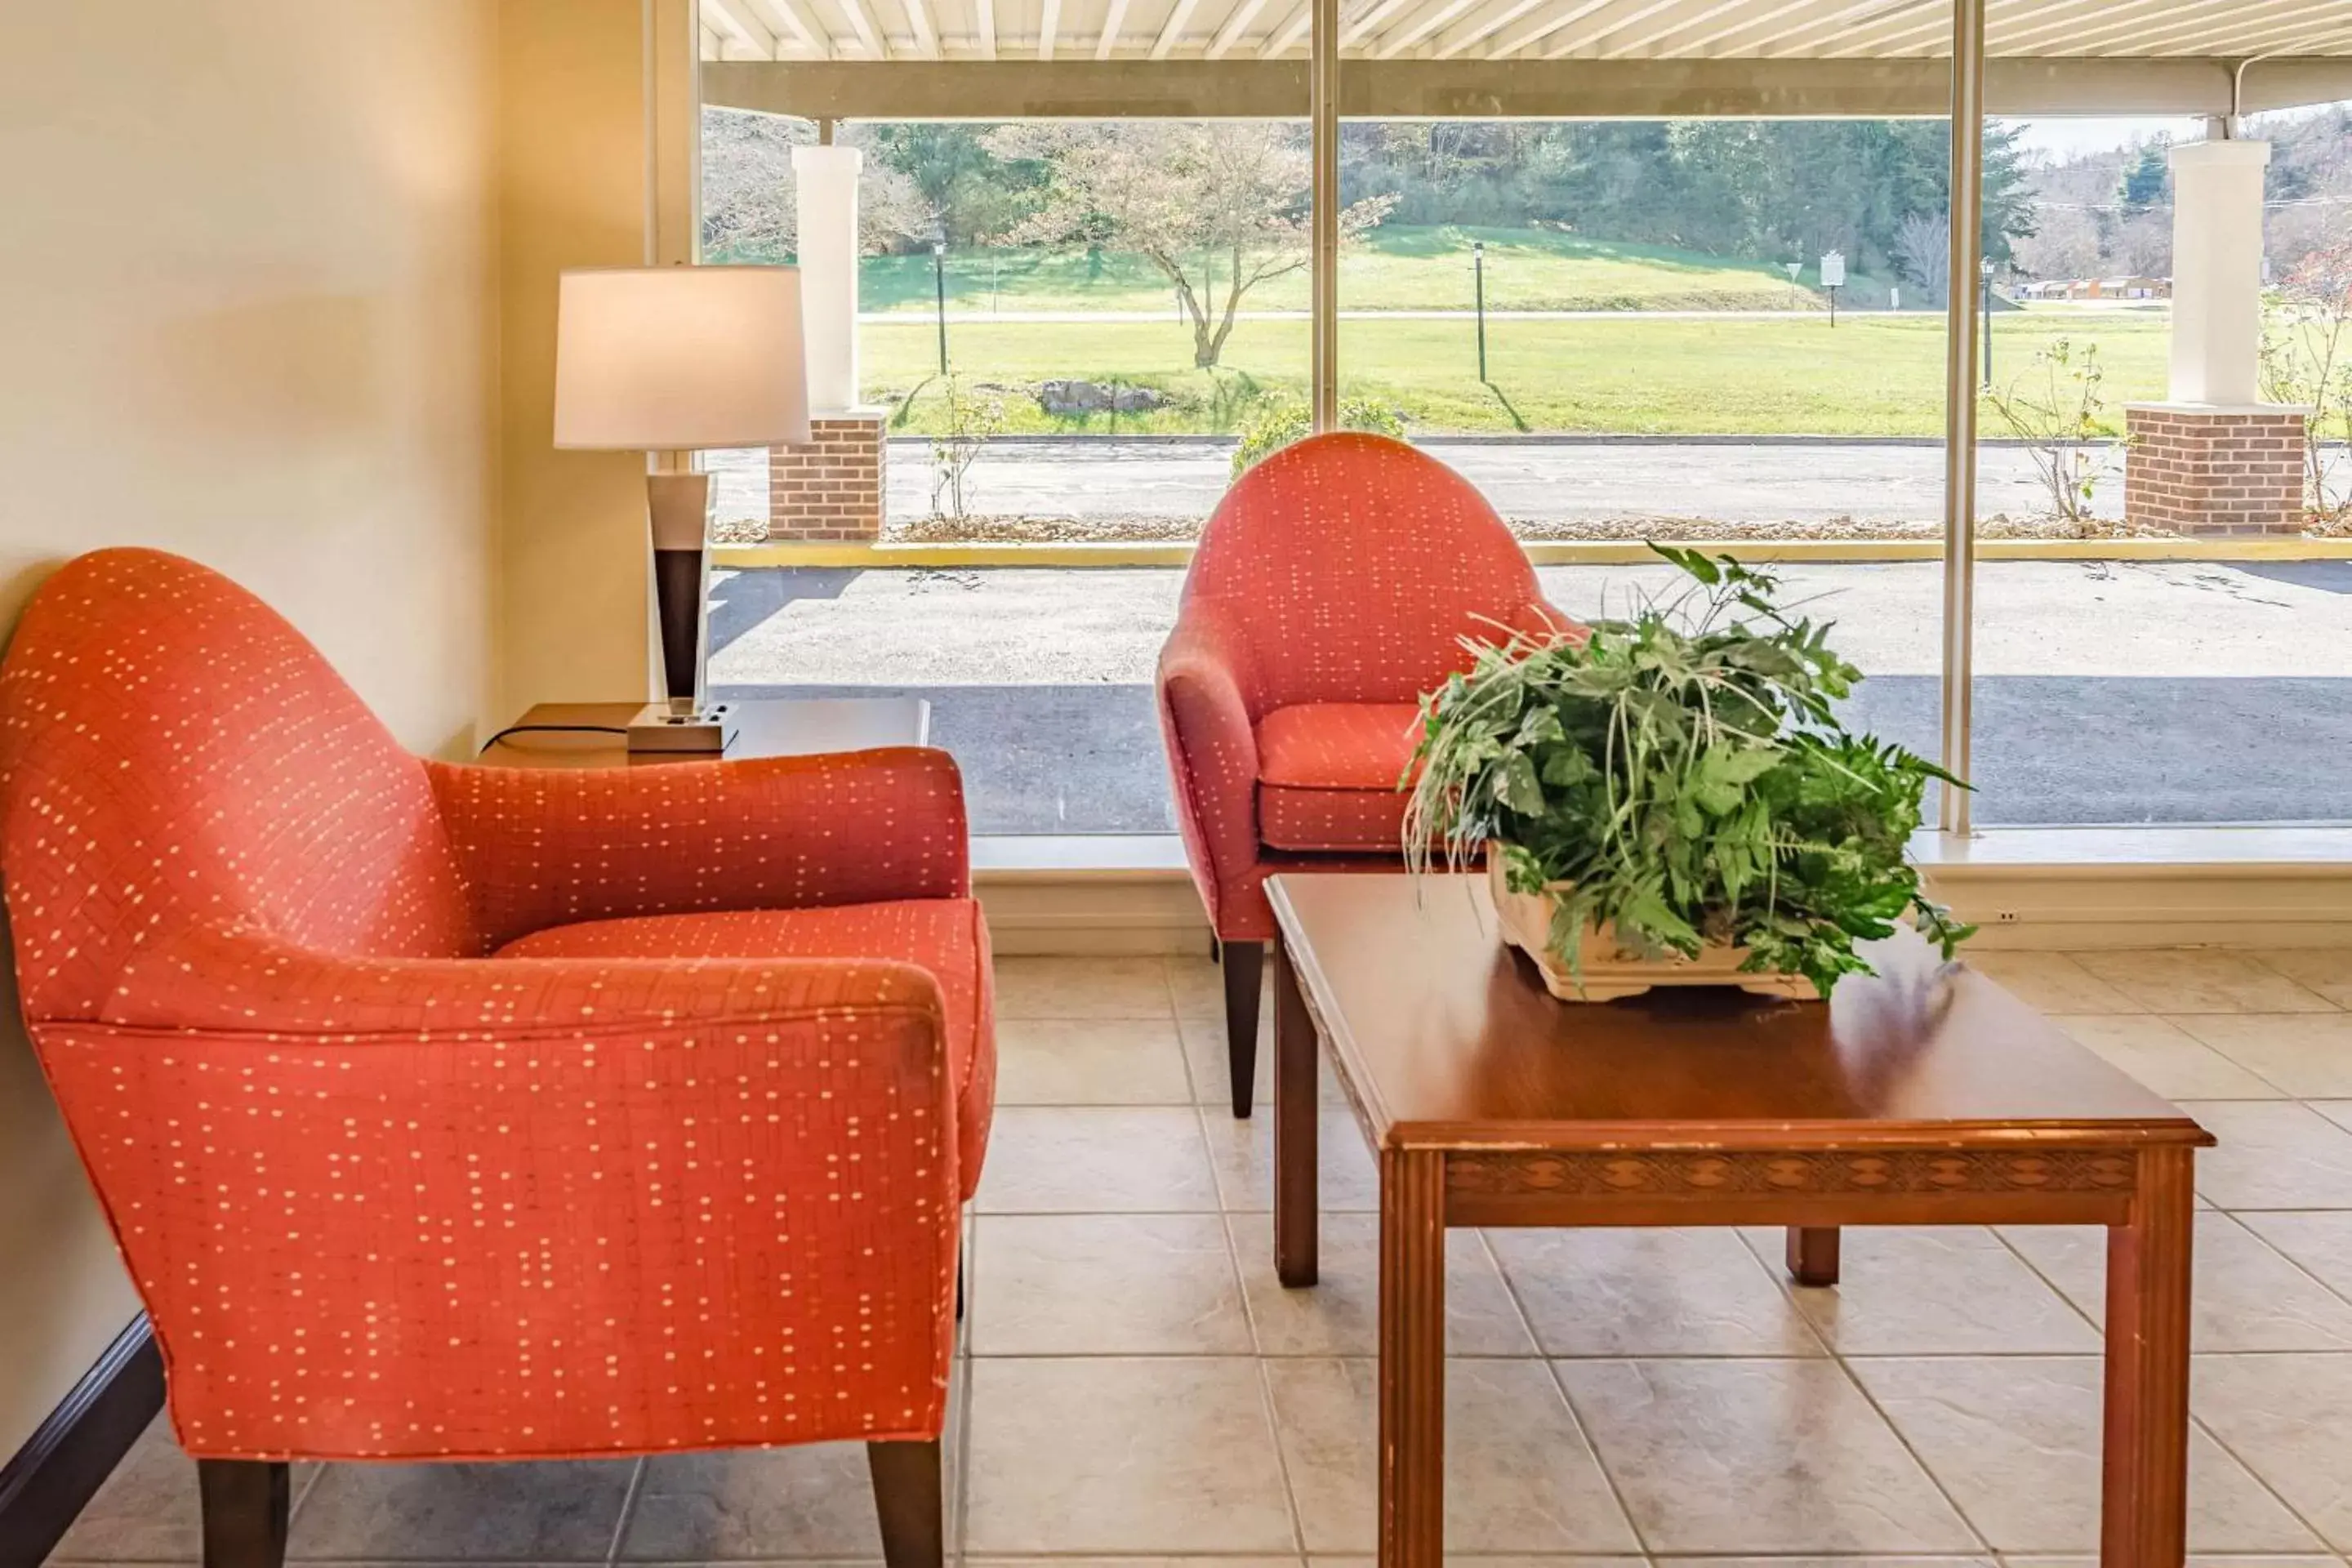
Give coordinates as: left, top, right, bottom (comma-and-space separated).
2119, 143, 2170, 214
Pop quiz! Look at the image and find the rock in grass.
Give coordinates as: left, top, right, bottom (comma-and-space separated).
1036, 379, 1168, 416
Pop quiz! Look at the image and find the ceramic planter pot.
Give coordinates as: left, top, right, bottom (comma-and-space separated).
1486, 853, 1820, 1004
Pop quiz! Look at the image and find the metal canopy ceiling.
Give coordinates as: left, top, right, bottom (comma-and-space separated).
699, 0, 2352, 69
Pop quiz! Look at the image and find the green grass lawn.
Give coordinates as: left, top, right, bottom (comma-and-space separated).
863, 312, 2171, 437
861, 225, 1838, 315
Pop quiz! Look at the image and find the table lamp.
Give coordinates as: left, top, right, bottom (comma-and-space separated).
553, 265, 810, 752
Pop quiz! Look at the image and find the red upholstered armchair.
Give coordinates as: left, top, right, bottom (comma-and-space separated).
0, 550, 991, 1568
1157, 434, 1577, 1115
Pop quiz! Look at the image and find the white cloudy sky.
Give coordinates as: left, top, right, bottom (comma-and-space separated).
1999, 115, 2204, 161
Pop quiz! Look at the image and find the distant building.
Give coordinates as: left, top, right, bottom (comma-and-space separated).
2017, 276, 2172, 301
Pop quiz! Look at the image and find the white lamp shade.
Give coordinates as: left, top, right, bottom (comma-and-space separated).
553, 265, 812, 450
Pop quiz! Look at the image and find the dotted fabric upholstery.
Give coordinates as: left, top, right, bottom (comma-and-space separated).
497, 901, 995, 1199
1254, 702, 1423, 853
0, 548, 474, 1022
430, 749, 970, 951
1157, 435, 1577, 938
0, 549, 990, 1462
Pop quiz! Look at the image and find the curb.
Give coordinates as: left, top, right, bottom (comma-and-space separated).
715, 537, 2352, 570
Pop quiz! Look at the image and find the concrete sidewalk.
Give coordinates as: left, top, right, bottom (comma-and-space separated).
709, 438, 2122, 528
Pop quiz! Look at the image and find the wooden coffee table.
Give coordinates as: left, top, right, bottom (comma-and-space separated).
1266, 872, 2213, 1568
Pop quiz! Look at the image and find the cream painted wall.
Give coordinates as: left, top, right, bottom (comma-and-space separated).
0, 2, 500, 1456
496, 0, 662, 717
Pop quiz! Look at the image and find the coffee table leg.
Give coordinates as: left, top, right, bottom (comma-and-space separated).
1274, 939, 1319, 1288
2101, 1147, 2195, 1568
1785, 1226, 1841, 1286
1379, 1148, 1446, 1568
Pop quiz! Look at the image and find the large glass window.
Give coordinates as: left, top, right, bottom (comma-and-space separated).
1969, 100, 2352, 824
696, 47, 2352, 840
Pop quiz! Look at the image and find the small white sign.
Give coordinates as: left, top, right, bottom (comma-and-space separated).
1784, 261, 1802, 282
1890, 285, 1902, 311
1820, 250, 1846, 289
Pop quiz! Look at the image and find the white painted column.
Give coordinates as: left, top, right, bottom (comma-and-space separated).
792, 145, 862, 415
2167, 138, 2270, 405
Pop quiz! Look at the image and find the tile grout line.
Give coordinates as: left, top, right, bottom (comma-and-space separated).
955, 1204, 978, 1560
1484, 1234, 1650, 1554
2160, 1011, 2320, 1100
2227, 1205, 2352, 1317
1732, 1228, 1996, 1557
1982, 1222, 2107, 1340
602, 1454, 647, 1567
2175, 1366, 2341, 1556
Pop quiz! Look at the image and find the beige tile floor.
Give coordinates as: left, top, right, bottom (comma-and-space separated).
47, 949, 2352, 1567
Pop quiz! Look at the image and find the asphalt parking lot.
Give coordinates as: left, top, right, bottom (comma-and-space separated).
710, 559, 2352, 835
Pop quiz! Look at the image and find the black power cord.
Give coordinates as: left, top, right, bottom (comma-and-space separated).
479, 724, 631, 752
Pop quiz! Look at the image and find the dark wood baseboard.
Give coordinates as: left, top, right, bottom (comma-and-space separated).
0, 1317, 163, 1568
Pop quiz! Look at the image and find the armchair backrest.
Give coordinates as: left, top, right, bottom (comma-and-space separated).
1183, 433, 1548, 708
0, 549, 476, 1022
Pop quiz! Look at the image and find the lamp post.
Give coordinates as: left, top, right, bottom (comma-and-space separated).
1473, 240, 1488, 382
932, 239, 948, 376
1980, 256, 1996, 382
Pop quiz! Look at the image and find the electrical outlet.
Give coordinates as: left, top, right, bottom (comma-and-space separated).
1995, 910, 2020, 924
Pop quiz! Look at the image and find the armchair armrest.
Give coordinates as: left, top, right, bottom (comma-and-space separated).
429, 746, 969, 950
1156, 599, 1266, 934
68, 923, 964, 1458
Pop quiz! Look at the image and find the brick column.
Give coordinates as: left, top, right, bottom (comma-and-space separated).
2123, 403, 2309, 536
768, 413, 886, 541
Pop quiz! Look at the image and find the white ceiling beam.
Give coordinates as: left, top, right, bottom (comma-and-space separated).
899, 0, 942, 55
836, 0, 888, 54
1989, 0, 2180, 54
706, 0, 782, 56
1704, 0, 1899, 55
1096, 0, 1134, 55
1037, 0, 1062, 56
2155, 13, 2352, 58
747, 0, 832, 55
1343, 0, 1421, 47
2004, 0, 2316, 60
1545, 0, 1698, 58
1152, 0, 1209, 55
1486, 0, 1624, 60
974, 0, 998, 56
1596, 0, 1790, 56
1815, 10, 1951, 58
1262, 0, 1311, 56
1207, 0, 1278, 56
1744, 0, 1929, 57
2149, 4, 2352, 56
1430, 0, 1554, 56
1368, 0, 1489, 57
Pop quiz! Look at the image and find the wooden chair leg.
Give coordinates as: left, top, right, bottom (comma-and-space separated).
866, 1439, 944, 1568
1786, 1226, 1842, 1286
198, 1459, 288, 1568
1223, 939, 1266, 1119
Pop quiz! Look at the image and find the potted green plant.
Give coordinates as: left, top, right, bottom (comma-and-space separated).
1402, 546, 1971, 1001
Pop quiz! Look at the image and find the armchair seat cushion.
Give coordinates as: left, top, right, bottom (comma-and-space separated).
497, 898, 995, 1197
1255, 702, 1423, 853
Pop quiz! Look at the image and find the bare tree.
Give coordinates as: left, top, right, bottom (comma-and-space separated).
700, 109, 930, 262
997, 121, 1394, 369
2109, 209, 2172, 278
1891, 211, 1950, 306
2261, 238, 2352, 526
2012, 204, 2102, 282
1982, 337, 2116, 526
